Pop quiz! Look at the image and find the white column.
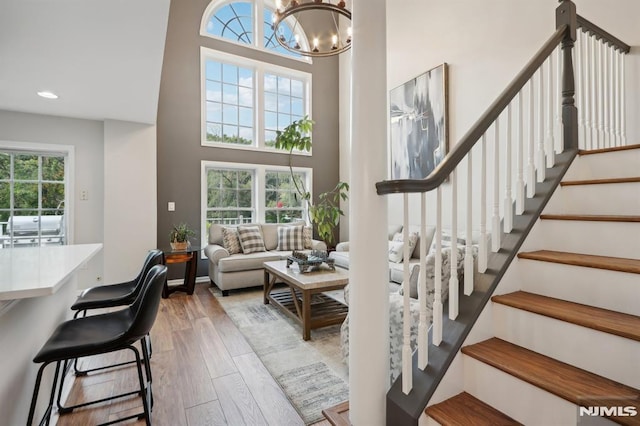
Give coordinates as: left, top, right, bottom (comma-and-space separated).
349, 0, 389, 424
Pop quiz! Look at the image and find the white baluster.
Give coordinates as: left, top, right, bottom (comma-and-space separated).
537, 67, 546, 182
608, 46, 616, 147
527, 79, 536, 197
590, 35, 599, 150
492, 119, 501, 253
504, 104, 513, 233
401, 193, 412, 394
598, 42, 605, 149
613, 49, 620, 147
433, 187, 443, 346
418, 192, 428, 369
465, 152, 474, 296
478, 134, 488, 273
620, 51, 626, 146
604, 44, 611, 148
582, 31, 592, 150
555, 46, 563, 153
449, 168, 459, 320
546, 55, 556, 165
576, 32, 584, 150
516, 90, 525, 215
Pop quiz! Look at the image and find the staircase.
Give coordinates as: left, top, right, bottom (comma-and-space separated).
424, 145, 640, 425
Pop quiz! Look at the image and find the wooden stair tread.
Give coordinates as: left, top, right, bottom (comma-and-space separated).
540, 214, 640, 222
492, 291, 640, 341
322, 401, 349, 426
518, 250, 640, 274
425, 392, 521, 426
561, 176, 640, 186
462, 338, 640, 426
579, 143, 640, 155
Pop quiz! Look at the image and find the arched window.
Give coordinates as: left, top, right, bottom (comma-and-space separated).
201, 0, 310, 61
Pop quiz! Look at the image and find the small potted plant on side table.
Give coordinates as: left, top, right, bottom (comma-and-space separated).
169, 223, 195, 251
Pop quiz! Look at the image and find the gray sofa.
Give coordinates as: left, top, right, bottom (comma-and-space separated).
204, 222, 327, 296
329, 224, 436, 287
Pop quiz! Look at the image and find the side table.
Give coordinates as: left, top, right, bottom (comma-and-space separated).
160, 245, 200, 298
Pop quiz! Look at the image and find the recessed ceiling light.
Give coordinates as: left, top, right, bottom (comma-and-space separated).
37, 91, 58, 99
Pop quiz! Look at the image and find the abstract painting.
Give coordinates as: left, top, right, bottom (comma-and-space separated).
390, 63, 448, 180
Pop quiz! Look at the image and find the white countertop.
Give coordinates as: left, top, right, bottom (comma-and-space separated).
0, 244, 102, 300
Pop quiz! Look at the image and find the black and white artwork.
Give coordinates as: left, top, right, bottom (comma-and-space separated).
390, 63, 448, 180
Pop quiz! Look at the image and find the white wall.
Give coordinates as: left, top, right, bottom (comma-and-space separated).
0, 110, 104, 286
339, 0, 640, 231
103, 120, 157, 284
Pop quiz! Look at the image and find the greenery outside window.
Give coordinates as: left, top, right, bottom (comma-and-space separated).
0, 148, 69, 249
201, 161, 311, 247
265, 170, 305, 223
205, 167, 255, 226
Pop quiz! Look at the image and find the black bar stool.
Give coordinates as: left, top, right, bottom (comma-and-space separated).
27, 264, 167, 426
70, 249, 163, 376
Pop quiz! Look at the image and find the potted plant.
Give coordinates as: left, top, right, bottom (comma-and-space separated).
169, 223, 195, 251
275, 116, 349, 247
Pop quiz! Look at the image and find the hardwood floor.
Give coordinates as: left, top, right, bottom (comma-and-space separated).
53, 283, 333, 426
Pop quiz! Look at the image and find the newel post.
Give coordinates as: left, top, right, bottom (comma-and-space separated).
556, 0, 578, 150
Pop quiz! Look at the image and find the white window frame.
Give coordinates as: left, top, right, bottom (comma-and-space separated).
199, 0, 312, 64
0, 141, 75, 247
201, 47, 312, 154
200, 160, 312, 251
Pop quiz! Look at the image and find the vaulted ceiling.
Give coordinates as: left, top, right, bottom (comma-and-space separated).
0, 0, 170, 124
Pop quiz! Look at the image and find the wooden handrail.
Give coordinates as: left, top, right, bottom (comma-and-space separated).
376, 26, 567, 196
577, 15, 631, 53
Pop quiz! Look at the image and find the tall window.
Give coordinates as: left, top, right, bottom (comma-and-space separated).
202, 161, 311, 239
202, 0, 310, 61
205, 60, 254, 144
202, 48, 310, 150
205, 168, 254, 225
0, 150, 68, 249
264, 74, 305, 147
265, 170, 305, 223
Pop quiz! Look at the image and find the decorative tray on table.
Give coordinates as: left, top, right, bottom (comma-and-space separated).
287, 250, 336, 273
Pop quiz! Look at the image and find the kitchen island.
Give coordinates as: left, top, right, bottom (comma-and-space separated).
0, 243, 102, 425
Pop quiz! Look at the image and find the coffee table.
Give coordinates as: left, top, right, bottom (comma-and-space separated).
263, 260, 349, 341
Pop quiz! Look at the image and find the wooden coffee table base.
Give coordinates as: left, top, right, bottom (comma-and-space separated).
263, 261, 348, 341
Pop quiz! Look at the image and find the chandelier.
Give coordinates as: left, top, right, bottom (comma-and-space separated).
272, 0, 352, 58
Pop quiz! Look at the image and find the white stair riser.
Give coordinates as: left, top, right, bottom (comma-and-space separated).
535, 219, 640, 258
493, 304, 640, 389
543, 183, 640, 215
516, 259, 640, 316
564, 150, 640, 180
463, 357, 594, 426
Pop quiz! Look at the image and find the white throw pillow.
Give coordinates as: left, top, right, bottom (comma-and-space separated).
389, 232, 419, 262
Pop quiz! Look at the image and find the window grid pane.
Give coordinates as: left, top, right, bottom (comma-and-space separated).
206, 59, 254, 145
1, 151, 66, 249
206, 168, 255, 225
206, 2, 254, 45
263, 73, 306, 147
264, 170, 306, 224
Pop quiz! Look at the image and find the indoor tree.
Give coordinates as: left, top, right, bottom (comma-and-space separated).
275, 116, 349, 247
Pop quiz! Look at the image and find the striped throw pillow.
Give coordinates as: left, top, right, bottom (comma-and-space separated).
277, 225, 304, 251
237, 226, 266, 254
222, 227, 242, 254
303, 226, 313, 249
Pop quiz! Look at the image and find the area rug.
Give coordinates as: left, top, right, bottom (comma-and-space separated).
209, 286, 349, 424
